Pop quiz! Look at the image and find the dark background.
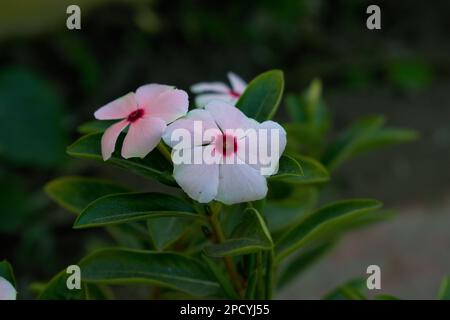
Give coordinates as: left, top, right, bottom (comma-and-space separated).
0, 0, 449, 299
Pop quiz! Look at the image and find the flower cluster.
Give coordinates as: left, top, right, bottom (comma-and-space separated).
95, 73, 285, 204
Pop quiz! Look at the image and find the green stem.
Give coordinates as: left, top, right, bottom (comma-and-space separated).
157, 142, 172, 162
265, 251, 274, 300
208, 203, 244, 297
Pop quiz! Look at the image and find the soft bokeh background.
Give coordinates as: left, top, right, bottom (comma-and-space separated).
0, 0, 449, 299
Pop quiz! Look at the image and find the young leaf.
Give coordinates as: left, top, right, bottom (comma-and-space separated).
323, 278, 367, 300
236, 70, 284, 122
0, 260, 16, 287
275, 199, 382, 261
67, 133, 175, 185
270, 154, 329, 184
78, 248, 220, 296
147, 217, 193, 251
438, 276, 450, 300
269, 154, 304, 182
74, 192, 202, 228
205, 208, 273, 257
45, 176, 130, 214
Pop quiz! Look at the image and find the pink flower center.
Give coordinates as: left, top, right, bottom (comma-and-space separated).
229, 90, 240, 98
214, 133, 238, 156
127, 108, 145, 123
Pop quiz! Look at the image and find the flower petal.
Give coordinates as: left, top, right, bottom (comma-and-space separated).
195, 93, 236, 108
215, 163, 268, 205
101, 120, 129, 160
147, 89, 189, 123
191, 82, 230, 94
94, 93, 137, 120
121, 117, 166, 159
163, 109, 220, 148
0, 277, 16, 300
173, 148, 220, 203
227, 72, 246, 94
135, 84, 174, 109
205, 100, 254, 131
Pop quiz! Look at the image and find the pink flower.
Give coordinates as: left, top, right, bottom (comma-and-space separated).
94, 84, 188, 160
191, 72, 247, 107
0, 277, 16, 300
163, 101, 286, 204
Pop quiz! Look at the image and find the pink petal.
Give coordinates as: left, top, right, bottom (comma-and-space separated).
135, 84, 174, 109
121, 116, 166, 159
195, 93, 237, 107
101, 119, 129, 160
173, 149, 220, 203
227, 72, 247, 94
163, 109, 220, 148
94, 93, 137, 120
191, 82, 230, 94
147, 89, 189, 124
205, 100, 254, 131
0, 277, 16, 300
215, 163, 268, 205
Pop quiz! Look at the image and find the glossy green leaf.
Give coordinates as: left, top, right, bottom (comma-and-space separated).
205, 208, 273, 257
0, 68, 67, 167
45, 176, 130, 214
74, 192, 201, 228
275, 199, 382, 261
375, 294, 401, 300
236, 70, 284, 122
277, 240, 336, 289
265, 188, 318, 233
269, 154, 303, 182
323, 278, 367, 300
438, 276, 450, 300
352, 128, 418, 155
67, 133, 174, 185
147, 217, 193, 250
78, 248, 220, 296
0, 260, 16, 287
202, 255, 239, 299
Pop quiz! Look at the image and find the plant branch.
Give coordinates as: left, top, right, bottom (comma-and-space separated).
157, 142, 172, 162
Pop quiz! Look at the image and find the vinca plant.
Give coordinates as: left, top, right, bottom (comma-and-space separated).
0, 70, 422, 300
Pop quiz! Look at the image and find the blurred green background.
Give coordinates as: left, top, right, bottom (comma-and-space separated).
1, 0, 449, 299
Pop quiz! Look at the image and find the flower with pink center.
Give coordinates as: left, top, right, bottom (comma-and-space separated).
191, 72, 247, 107
94, 84, 188, 160
163, 100, 286, 205
0, 277, 16, 300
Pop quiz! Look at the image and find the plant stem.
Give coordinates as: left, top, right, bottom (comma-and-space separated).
157, 142, 172, 162
264, 251, 274, 300
208, 203, 244, 297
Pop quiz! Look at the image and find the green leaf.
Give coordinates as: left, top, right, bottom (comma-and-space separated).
77, 120, 116, 134
265, 188, 318, 233
352, 128, 418, 155
271, 154, 329, 184
45, 176, 130, 214
375, 294, 401, 300
74, 192, 202, 228
438, 276, 450, 300
205, 208, 273, 257
275, 199, 382, 261
277, 240, 336, 289
201, 255, 239, 299
236, 70, 284, 122
269, 154, 303, 182
0, 68, 67, 167
78, 248, 220, 296
147, 217, 193, 250
323, 278, 367, 300
0, 260, 16, 287
67, 133, 175, 185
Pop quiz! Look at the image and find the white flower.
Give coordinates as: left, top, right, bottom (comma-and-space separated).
163, 100, 286, 205
0, 277, 16, 300
191, 72, 247, 107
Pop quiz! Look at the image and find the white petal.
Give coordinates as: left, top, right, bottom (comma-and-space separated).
94, 92, 137, 120
163, 109, 220, 148
227, 72, 247, 94
0, 277, 16, 300
195, 94, 236, 108
205, 100, 254, 131
191, 82, 230, 94
101, 119, 129, 160
215, 163, 268, 205
146, 88, 189, 124
121, 117, 166, 159
173, 148, 220, 203
135, 84, 174, 109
